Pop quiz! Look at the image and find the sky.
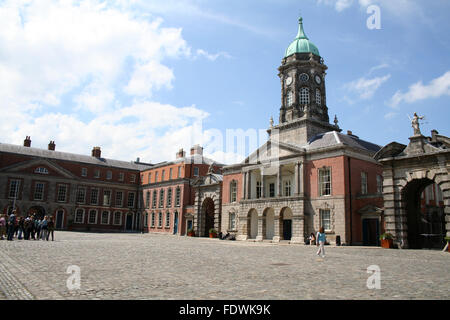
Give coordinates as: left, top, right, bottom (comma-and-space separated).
0, 0, 449, 165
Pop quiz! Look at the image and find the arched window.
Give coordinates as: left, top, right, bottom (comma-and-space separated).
286, 91, 293, 106
229, 212, 236, 230
316, 89, 321, 106
300, 87, 310, 105
230, 181, 237, 203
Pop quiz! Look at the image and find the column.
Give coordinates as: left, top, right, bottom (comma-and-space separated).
247, 171, 252, 200
277, 165, 282, 197
272, 216, 280, 242
256, 216, 264, 241
260, 169, 264, 199
242, 172, 247, 200
298, 162, 304, 195
294, 162, 299, 195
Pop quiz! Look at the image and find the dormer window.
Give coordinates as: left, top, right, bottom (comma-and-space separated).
34, 167, 49, 174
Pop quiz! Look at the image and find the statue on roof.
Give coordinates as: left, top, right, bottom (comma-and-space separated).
410, 112, 425, 136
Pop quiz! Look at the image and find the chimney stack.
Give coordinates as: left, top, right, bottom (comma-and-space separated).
190, 144, 203, 156
176, 148, 186, 159
92, 147, 101, 158
48, 141, 55, 151
347, 130, 352, 136
24, 136, 31, 147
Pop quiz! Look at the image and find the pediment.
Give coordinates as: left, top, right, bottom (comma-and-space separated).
191, 173, 223, 187
243, 140, 304, 165
0, 158, 77, 179
358, 204, 383, 215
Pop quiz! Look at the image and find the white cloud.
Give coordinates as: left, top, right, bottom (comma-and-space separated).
344, 74, 391, 100
195, 49, 232, 61
336, 0, 355, 12
389, 71, 450, 108
384, 112, 397, 120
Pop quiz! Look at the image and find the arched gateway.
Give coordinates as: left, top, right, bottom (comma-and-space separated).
375, 126, 450, 249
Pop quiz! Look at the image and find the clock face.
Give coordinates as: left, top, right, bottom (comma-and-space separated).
315, 75, 322, 84
299, 73, 309, 82
285, 76, 292, 86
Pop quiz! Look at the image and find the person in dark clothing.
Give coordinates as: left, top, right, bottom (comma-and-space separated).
7, 211, 17, 241
30, 216, 36, 240
24, 217, 32, 240
35, 218, 42, 240
46, 217, 55, 241
17, 217, 24, 240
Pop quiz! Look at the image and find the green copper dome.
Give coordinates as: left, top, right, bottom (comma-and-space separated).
284, 17, 320, 58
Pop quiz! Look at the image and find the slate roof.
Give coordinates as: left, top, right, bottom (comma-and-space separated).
303, 131, 382, 154
0, 143, 152, 171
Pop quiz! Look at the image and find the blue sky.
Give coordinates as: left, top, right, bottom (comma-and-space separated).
0, 0, 449, 164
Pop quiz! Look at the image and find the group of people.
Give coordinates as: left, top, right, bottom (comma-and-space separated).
0, 211, 55, 241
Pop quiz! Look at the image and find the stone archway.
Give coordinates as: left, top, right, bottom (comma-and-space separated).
402, 179, 446, 249
28, 206, 46, 219
201, 197, 215, 237
375, 129, 450, 249
279, 207, 293, 241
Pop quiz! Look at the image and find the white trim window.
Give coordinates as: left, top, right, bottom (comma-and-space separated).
94, 170, 100, 178
300, 87, 310, 105
169, 168, 173, 180
161, 170, 165, 181
146, 191, 151, 208
256, 181, 262, 199
75, 209, 85, 224
175, 187, 181, 207
361, 172, 368, 195
284, 180, 292, 197
318, 167, 331, 196
88, 210, 98, 224
76, 187, 86, 204
127, 192, 136, 208
229, 212, 236, 231
115, 191, 123, 207
130, 174, 136, 183
81, 168, 88, 177
106, 171, 112, 180
90, 188, 99, 205
230, 181, 237, 203
165, 212, 170, 228
167, 188, 172, 207
103, 190, 112, 206
101, 211, 110, 225
144, 213, 148, 227
159, 189, 164, 208
113, 211, 122, 225
320, 209, 331, 232
8, 179, 21, 199
34, 182, 45, 201
152, 190, 157, 208
57, 184, 68, 202
178, 166, 182, 178
118, 172, 124, 181
151, 212, 155, 227
158, 212, 163, 228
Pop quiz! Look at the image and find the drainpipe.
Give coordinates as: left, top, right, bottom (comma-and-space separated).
348, 156, 353, 245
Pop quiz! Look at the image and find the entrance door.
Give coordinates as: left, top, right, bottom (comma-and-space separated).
126, 214, 133, 230
173, 212, 179, 235
362, 219, 379, 246
187, 220, 193, 233
55, 210, 64, 229
283, 220, 292, 240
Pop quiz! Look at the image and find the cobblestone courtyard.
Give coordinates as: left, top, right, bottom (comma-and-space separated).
0, 231, 448, 300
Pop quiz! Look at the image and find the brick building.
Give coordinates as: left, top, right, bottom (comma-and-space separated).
140, 145, 223, 236
221, 17, 385, 245
0, 136, 152, 232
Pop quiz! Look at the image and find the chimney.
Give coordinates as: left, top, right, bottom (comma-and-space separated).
190, 144, 203, 156
48, 141, 55, 151
176, 148, 186, 159
24, 136, 31, 147
431, 129, 439, 142
92, 147, 101, 158
347, 130, 352, 136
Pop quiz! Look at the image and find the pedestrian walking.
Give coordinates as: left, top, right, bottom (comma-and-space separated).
35, 217, 42, 240
30, 216, 36, 240
40, 216, 48, 240
316, 227, 326, 258
47, 217, 55, 241
7, 211, 17, 241
17, 217, 25, 240
0, 214, 6, 240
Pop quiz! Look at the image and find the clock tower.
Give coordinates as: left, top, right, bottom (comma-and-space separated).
269, 17, 340, 146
